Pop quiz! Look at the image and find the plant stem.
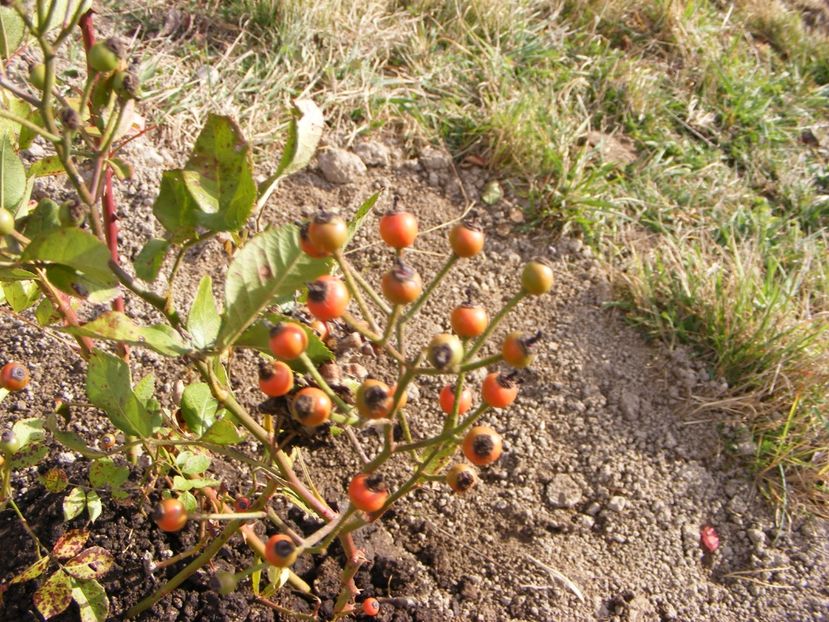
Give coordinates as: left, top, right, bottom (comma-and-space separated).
380, 304, 401, 346
401, 254, 457, 323
335, 251, 379, 334
125, 480, 279, 618
0, 108, 60, 141
298, 352, 351, 414
464, 291, 526, 361
34, 268, 94, 357
350, 267, 391, 315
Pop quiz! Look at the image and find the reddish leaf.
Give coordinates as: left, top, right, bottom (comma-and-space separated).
700, 525, 720, 553
64, 547, 115, 580
52, 528, 90, 559
33, 570, 72, 619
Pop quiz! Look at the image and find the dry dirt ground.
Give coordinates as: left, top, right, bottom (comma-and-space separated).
1, 127, 828, 622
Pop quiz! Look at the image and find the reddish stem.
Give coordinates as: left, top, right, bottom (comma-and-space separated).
102, 168, 124, 313
78, 10, 95, 53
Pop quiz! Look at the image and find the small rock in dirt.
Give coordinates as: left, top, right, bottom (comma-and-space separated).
544, 474, 583, 509
56, 452, 76, 465
747, 528, 766, 548
420, 146, 452, 171
342, 363, 368, 381
619, 389, 640, 419
607, 496, 627, 512
353, 141, 390, 167
318, 148, 367, 184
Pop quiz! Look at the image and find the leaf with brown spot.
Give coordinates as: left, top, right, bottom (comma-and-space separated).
11, 556, 50, 584
64, 547, 114, 580
33, 570, 72, 619
52, 529, 90, 559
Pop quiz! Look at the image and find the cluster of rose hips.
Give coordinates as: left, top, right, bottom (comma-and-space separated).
150, 205, 553, 615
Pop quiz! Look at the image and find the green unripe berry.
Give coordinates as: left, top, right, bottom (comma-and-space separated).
0, 430, 21, 455
209, 571, 238, 595
427, 333, 464, 371
521, 260, 554, 295
58, 200, 84, 227
112, 70, 140, 100
88, 41, 120, 73
0, 208, 14, 235
29, 64, 47, 90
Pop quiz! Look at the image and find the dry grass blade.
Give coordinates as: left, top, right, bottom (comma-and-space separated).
526, 555, 585, 602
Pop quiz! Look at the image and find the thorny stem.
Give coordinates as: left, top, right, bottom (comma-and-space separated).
333, 532, 365, 617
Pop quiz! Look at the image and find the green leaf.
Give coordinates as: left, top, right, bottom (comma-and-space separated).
35, 296, 58, 325
481, 179, 503, 205
152, 115, 256, 240
64, 312, 190, 356
236, 312, 333, 370
151, 171, 200, 242
133, 373, 155, 406
86, 350, 160, 437
70, 577, 109, 622
200, 417, 243, 445
45, 415, 105, 459
18, 109, 43, 151
172, 475, 220, 491
346, 191, 381, 243
12, 417, 45, 450
28, 156, 66, 178
180, 382, 218, 436
218, 225, 328, 349
178, 491, 198, 513
0, 132, 25, 213
22, 228, 117, 287
271, 99, 324, 180
133, 238, 170, 282
0, 96, 30, 145
0, 7, 24, 60
63, 487, 86, 521
88, 458, 129, 491
108, 157, 134, 181
21, 198, 61, 239
64, 547, 114, 581
2, 279, 39, 311
86, 490, 102, 523
45, 264, 119, 303
52, 529, 90, 560
268, 566, 291, 590
175, 450, 211, 475
34, 570, 72, 620
11, 556, 50, 584
0, 267, 36, 281
9, 444, 47, 469
187, 275, 221, 349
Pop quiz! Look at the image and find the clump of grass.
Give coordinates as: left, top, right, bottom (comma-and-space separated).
107, 0, 829, 511
616, 217, 828, 514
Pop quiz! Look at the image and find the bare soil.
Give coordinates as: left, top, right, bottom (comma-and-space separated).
0, 126, 827, 622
